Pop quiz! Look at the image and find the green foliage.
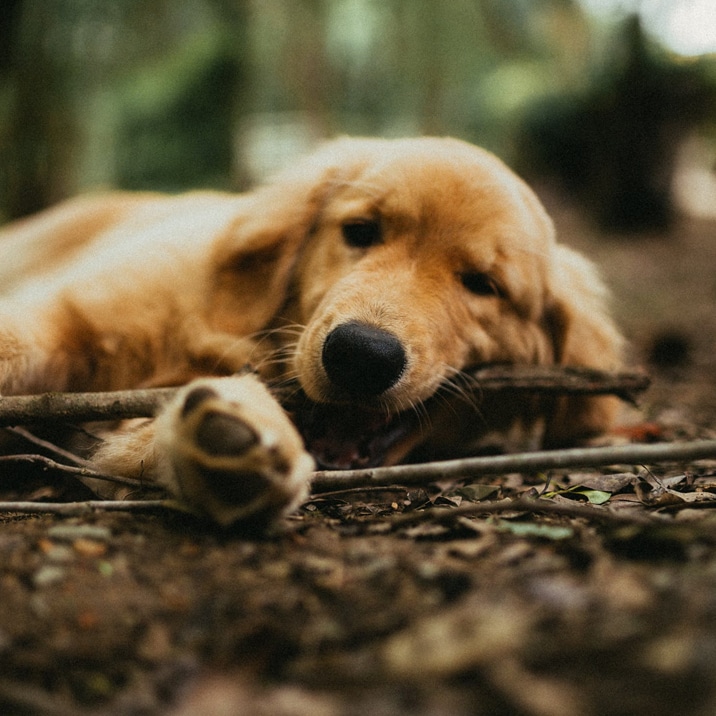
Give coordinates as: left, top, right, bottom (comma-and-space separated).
0, 0, 714, 218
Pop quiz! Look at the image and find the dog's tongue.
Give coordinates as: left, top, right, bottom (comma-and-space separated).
296, 403, 415, 470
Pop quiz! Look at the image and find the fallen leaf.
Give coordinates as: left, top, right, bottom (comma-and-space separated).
578, 489, 612, 505
567, 472, 636, 493
544, 484, 613, 504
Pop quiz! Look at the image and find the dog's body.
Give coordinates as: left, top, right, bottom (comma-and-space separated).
0, 137, 623, 525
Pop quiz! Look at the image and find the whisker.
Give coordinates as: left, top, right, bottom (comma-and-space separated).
268, 370, 299, 384
438, 366, 481, 404
193, 321, 304, 377
266, 373, 304, 405
410, 398, 432, 435
387, 393, 432, 435
255, 325, 305, 341
429, 365, 490, 430
243, 331, 302, 374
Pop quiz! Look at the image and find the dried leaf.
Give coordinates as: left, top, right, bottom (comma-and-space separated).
665, 490, 716, 504
567, 472, 636, 493
544, 484, 613, 504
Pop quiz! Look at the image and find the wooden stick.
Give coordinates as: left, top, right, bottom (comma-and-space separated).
0, 387, 177, 426
310, 439, 716, 493
0, 366, 649, 426
4, 442, 715, 523
0, 454, 148, 487
0, 499, 169, 516
381, 496, 664, 531
7, 425, 97, 467
458, 365, 650, 403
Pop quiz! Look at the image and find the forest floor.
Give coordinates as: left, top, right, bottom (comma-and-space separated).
0, 202, 715, 716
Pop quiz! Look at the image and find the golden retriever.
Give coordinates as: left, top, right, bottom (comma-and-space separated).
0, 137, 623, 526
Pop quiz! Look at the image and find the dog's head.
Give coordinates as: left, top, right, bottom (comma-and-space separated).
210, 137, 623, 468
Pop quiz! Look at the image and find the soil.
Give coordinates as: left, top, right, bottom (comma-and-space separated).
0, 203, 715, 716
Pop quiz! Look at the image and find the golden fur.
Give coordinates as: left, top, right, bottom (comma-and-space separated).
0, 137, 623, 525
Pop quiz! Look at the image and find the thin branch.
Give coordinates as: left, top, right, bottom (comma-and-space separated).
0, 499, 170, 516
375, 494, 716, 543
6, 425, 95, 467
311, 439, 716, 493
0, 367, 649, 426
381, 496, 665, 531
0, 454, 148, 488
0, 387, 177, 426
460, 365, 650, 403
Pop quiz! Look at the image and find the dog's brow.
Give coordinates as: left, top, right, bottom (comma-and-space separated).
328, 179, 384, 200
507, 243, 551, 260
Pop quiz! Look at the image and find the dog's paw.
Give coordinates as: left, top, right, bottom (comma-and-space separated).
155, 374, 314, 527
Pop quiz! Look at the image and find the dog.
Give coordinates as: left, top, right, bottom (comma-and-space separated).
0, 137, 624, 526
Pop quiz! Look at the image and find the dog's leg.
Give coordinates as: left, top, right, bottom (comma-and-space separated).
92, 373, 314, 527
0, 315, 59, 395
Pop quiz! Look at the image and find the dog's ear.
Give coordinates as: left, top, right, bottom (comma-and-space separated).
543, 244, 625, 442
206, 140, 360, 336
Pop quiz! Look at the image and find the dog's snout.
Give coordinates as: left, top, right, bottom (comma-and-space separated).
322, 322, 406, 397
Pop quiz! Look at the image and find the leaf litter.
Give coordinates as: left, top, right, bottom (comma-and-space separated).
1, 215, 716, 715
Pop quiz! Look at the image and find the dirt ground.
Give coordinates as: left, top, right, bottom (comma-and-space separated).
0, 201, 715, 716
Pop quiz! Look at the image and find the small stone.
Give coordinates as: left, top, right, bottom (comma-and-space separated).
77, 610, 101, 630
73, 539, 108, 558
47, 525, 112, 542
138, 623, 173, 662
38, 538, 75, 562
33, 565, 67, 588
45, 545, 76, 564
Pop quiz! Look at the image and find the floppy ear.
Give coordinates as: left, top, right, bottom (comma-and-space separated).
205, 140, 360, 336
543, 244, 625, 443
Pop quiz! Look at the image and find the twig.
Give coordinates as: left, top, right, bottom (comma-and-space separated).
0, 454, 147, 488
381, 496, 664, 531
0, 367, 648, 426
311, 439, 716, 493
461, 365, 650, 403
0, 387, 177, 426
376, 495, 716, 543
6, 425, 95, 467
0, 499, 169, 516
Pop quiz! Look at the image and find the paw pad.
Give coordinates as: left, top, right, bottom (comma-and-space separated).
158, 376, 314, 527
195, 411, 258, 457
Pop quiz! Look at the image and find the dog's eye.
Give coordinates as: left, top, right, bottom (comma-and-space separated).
341, 219, 382, 248
460, 272, 502, 297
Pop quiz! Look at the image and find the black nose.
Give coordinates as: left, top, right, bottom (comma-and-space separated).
322, 322, 407, 398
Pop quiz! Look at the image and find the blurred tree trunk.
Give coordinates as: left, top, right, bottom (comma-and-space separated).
3, 2, 79, 219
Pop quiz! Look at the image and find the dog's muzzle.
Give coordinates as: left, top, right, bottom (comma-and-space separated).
289, 322, 414, 470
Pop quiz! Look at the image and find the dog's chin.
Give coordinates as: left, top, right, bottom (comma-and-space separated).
293, 400, 420, 470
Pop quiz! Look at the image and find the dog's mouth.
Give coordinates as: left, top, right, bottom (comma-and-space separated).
293, 401, 419, 470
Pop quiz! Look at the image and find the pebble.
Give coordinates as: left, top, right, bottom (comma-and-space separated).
33, 565, 67, 588
44, 544, 76, 564
73, 539, 108, 558
47, 525, 112, 542
138, 623, 173, 662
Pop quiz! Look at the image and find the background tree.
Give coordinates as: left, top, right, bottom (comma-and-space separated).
0, 0, 714, 229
